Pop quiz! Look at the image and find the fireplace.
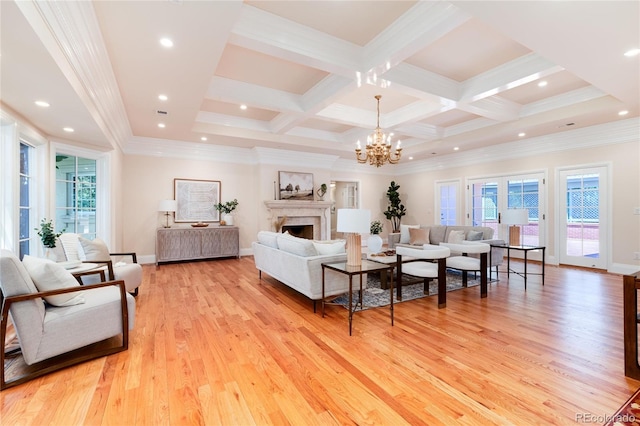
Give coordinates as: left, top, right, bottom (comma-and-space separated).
264, 200, 332, 240
282, 224, 314, 239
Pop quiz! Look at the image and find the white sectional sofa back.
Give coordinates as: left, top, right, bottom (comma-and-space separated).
252, 231, 366, 303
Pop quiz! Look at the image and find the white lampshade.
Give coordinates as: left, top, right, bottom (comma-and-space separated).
158, 199, 177, 212
337, 209, 371, 234
502, 209, 528, 225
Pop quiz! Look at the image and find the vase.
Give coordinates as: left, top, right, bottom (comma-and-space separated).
367, 234, 383, 254
44, 247, 57, 262
223, 213, 234, 226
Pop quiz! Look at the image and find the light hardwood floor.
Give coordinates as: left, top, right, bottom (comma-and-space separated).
2, 256, 639, 425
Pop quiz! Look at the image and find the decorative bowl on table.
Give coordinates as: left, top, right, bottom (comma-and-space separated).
191, 222, 209, 228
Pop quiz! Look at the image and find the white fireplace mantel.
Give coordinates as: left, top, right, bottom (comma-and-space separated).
264, 200, 332, 240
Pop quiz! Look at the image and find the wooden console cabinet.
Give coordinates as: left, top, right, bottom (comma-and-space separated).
156, 226, 239, 264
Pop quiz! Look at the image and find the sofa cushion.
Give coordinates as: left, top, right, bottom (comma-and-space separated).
78, 237, 111, 261
22, 255, 86, 306
400, 224, 420, 244
466, 230, 484, 241
277, 234, 318, 257
312, 240, 346, 255
447, 230, 466, 244
428, 226, 447, 245
409, 228, 430, 245
257, 231, 279, 248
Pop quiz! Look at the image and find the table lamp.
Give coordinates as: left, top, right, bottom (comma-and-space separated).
337, 209, 371, 266
502, 208, 528, 246
158, 199, 177, 228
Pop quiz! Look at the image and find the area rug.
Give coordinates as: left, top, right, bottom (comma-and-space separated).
330, 269, 489, 311
604, 387, 640, 425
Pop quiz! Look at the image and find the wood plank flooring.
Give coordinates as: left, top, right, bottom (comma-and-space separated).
2, 256, 639, 425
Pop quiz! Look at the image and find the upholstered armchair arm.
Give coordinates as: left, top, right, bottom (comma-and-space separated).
110, 252, 138, 263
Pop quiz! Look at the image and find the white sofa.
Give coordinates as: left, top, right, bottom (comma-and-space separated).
252, 231, 367, 309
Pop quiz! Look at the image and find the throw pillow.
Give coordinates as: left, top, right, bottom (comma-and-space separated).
22, 255, 85, 306
257, 231, 279, 248
78, 237, 111, 261
409, 228, 430, 245
400, 224, 420, 244
466, 230, 484, 241
276, 234, 318, 257
447, 230, 466, 244
312, 240, 346, 255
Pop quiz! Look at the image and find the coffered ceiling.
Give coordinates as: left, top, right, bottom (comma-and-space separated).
1, 1, 638, 165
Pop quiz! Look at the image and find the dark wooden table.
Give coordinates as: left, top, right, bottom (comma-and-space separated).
322, 260, 394, 336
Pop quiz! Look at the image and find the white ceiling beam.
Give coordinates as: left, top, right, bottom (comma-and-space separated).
457, 96, 522, 122
206, 77, 303, 113
229, 5, 362, 77
460, 52, 564, 102
362, 1, 471, 73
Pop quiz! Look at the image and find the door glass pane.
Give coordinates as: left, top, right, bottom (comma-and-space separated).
565, 174, 600, 258
471, 182, 498, 235
508, 179, 540, 246
439, 184, 457, 225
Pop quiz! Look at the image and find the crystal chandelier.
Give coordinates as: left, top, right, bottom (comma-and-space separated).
355, 95, 402, 167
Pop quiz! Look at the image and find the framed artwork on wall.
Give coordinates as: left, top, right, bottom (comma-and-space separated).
174, 178, 221, 222
278, 171, 314, 201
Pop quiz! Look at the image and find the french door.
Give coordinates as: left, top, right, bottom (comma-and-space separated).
558, 166, 608, 269
468, 173, 545, 259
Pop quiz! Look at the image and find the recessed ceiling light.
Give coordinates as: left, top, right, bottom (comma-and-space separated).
619, 110, 629, 116
158, 94, 168, 101
624, 48, 640, 57
518, 132, 526, 137
63, 127, 74, 133
408, 156, 414, 160
240, 104, 247, 110
158, 123, 166, 128
160, 38, 173, 48
453, 147, 459, 151
35, 100, 50, 107
537, 81, 547, 87
201, 136, 207, 141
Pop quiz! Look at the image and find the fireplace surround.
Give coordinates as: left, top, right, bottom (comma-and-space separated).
264, 200, 332, 240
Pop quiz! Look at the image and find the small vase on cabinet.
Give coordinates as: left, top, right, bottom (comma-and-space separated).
222, 213, 234, 226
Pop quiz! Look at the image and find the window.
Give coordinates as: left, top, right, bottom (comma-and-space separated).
55, 154, 97, 238
19, 142, 35, 259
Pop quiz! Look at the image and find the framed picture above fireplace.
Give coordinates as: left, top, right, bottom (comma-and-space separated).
278, 171, 313, 201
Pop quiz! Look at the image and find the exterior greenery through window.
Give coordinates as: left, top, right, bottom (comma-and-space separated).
18, 142, 35, 259
55, 154, 97, 238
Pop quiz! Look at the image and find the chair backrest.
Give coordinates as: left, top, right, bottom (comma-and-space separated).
0, 250, 46, 359
59, 233, 82, 261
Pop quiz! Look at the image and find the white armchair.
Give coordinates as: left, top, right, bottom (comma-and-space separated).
0, 250, 135, 390
58, 233, 142, 296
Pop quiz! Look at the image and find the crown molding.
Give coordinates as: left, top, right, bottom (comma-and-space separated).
15, 1, 131, 152
123, 118, 638, 174
395, 117, 640, 175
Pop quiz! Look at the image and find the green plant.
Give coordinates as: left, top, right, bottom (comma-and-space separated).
35, 218, 65, 248
383, 181, 406, 233
215, 199, 239, 214
370, 220, 383, 235
316, 183, 327, 198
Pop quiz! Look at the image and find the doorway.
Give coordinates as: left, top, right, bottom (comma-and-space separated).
330, 181, 359, 239
558, 165, 608, 269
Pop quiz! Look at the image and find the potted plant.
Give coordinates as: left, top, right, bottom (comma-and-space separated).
368, 220, 384, 254
383, 181, 406, 233
316, 183, 327, 200
35, 218, 65, 260
215, 199, 238, 226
